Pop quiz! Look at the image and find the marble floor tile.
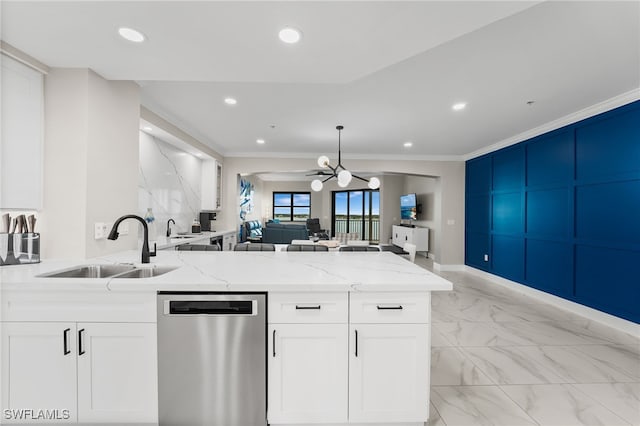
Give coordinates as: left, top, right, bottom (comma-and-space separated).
434, 321, 533, 347
461, 346, 565, 385
570, 382, 640, 425
575, 320, 640, 345
431, 327, 455, 347
428, 401, 447, 426
513, 345, 637, 383
571, 345, 640, 380
431, 385, 537, 426
502, 384, 631, 426
431, 347, 493, 386
490, 321, 612, 346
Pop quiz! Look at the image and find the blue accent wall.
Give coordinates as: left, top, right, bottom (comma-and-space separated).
465, 101, 640, 323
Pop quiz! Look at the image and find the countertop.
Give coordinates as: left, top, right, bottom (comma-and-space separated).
154, 229, 235, 250
0, 250, 453, 293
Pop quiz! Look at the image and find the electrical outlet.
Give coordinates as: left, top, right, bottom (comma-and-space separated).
484, 254, 489, 262
94, 222, 109, 240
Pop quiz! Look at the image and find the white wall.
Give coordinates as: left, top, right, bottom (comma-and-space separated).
222, 157, 465, 266
404, 175, 441, 258
40, 68, 139, 259
139, 131, 202, 240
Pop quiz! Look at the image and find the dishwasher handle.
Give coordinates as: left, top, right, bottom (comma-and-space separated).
167, 300, 255, 315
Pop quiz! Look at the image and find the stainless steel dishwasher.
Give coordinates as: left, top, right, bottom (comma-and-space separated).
157, 293, 267, 426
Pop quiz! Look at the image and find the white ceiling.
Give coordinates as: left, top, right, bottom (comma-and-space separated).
2, 1, 639, 158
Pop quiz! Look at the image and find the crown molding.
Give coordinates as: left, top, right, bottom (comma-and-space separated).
224, 151, 463, 162
1, 40, 49, 74
463, 89, 640, 161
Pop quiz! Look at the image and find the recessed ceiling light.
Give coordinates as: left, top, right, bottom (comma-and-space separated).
118, 27, 146, 43
256, 139, 265, 144
142, 126, 153, 132
279, 27, 302, 44
452, 102, 467, 111
224, 97, 237, 105
403, 141, 413, 148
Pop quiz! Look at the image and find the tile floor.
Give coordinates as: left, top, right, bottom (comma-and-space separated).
413, 256, 640, 426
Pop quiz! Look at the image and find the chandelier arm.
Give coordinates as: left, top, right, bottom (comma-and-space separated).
321, 175, 335, 183
351, 174, 370, 183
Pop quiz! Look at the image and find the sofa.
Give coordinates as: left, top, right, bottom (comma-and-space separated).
261, 222, 309, 244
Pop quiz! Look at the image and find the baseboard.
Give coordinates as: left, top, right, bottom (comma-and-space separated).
465, 266, 640, 336
433, 262, 466, 272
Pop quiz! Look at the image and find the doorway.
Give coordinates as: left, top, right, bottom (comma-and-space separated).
331, 189, 380, 242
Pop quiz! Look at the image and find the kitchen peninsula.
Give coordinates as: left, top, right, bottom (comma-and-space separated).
1, 250, 452, 426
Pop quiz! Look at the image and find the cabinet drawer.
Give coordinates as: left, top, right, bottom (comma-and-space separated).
269, 293, 348, 323
350, 292, 430, 324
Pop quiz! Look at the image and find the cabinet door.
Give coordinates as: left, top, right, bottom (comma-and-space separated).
268, 324, 348, 424
349, 324, 429, 423
77, 323, 157, 423
1, 322, 77, 423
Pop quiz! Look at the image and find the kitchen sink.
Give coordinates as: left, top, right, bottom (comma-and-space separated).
170, 235, 195, 240
112, 266, 178, 279
38, 264, 136, 278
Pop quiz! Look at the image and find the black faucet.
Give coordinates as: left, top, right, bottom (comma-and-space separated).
166, 218, 175, 237
108, 215, 157, 264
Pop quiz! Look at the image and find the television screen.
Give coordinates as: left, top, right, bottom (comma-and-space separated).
400, 194, 417, 220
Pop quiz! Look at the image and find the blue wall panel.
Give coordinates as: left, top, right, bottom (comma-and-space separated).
575, 180, 640, 244
492, 235, 524, 281
493, 192, 522, 234
525, 239, 573, 297
526, 131, 574, 186
526, 189, 570, 237
465, 100, 640, 323
576, 109, 640, 180
466, 156, 492, 194
576, 245, 640, 323
493, 146, 524, 191
466, 233, 490, 270
466, 195, 490, 233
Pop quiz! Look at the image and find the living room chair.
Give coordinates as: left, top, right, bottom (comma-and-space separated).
286, 244, 329, 252
306, 218, 329, 239
234, 243, 276, 251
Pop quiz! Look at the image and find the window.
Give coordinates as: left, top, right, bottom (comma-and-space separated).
273, 192, 311, 221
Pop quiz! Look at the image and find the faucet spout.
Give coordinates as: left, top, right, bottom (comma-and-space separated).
108, 215, 157, 264
166, 218, 176, 237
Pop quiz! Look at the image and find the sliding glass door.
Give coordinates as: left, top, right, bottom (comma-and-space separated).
332, 189, 380, 242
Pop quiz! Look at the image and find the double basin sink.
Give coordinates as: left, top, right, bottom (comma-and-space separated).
38, 264, 177, 279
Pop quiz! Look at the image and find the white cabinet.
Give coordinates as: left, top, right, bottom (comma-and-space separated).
268, 324, 348, 424
1, 321, 157, 424
1, 322, 77, 423
77, 323, 157, 423
348, 324, 429, 423
0, 55, 44, 210
201, 159, 222, 211
392, 225, 429, 253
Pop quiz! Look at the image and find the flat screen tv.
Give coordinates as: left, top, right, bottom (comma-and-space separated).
400, 193, 417, 220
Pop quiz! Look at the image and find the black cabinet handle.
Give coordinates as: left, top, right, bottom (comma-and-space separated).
272, 329, 276, 357
355, 330, 358, 357
295, 305, 321, 310
78, 328, 85, 356
63, 328, 71, 355
405, 236, 408, 241
377, 305, 403, 310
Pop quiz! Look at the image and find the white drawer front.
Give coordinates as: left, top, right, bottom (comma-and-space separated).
1, 291, 156, 322
350, 292, 430, 324
269, 292, 348, 324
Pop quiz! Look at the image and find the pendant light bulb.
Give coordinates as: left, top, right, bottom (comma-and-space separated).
338, 170, 352, 186
368, 177, 380, 190
317, 155, 330, 168
338, 179, 349, 188
311, 179, 323, 192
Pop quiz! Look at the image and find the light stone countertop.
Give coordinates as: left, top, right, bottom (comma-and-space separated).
0, 250, 453, 293
154, 229, 236, 250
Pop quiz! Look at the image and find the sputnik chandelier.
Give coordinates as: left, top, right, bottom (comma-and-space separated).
310, 125, 380, 192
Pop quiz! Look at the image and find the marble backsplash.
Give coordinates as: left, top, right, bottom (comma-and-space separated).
139, 131, 202, 240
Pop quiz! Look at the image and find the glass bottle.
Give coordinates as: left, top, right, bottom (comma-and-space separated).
144, 208, 158, 242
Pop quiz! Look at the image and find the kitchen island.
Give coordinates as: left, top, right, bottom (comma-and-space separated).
1, 250, 452, 426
